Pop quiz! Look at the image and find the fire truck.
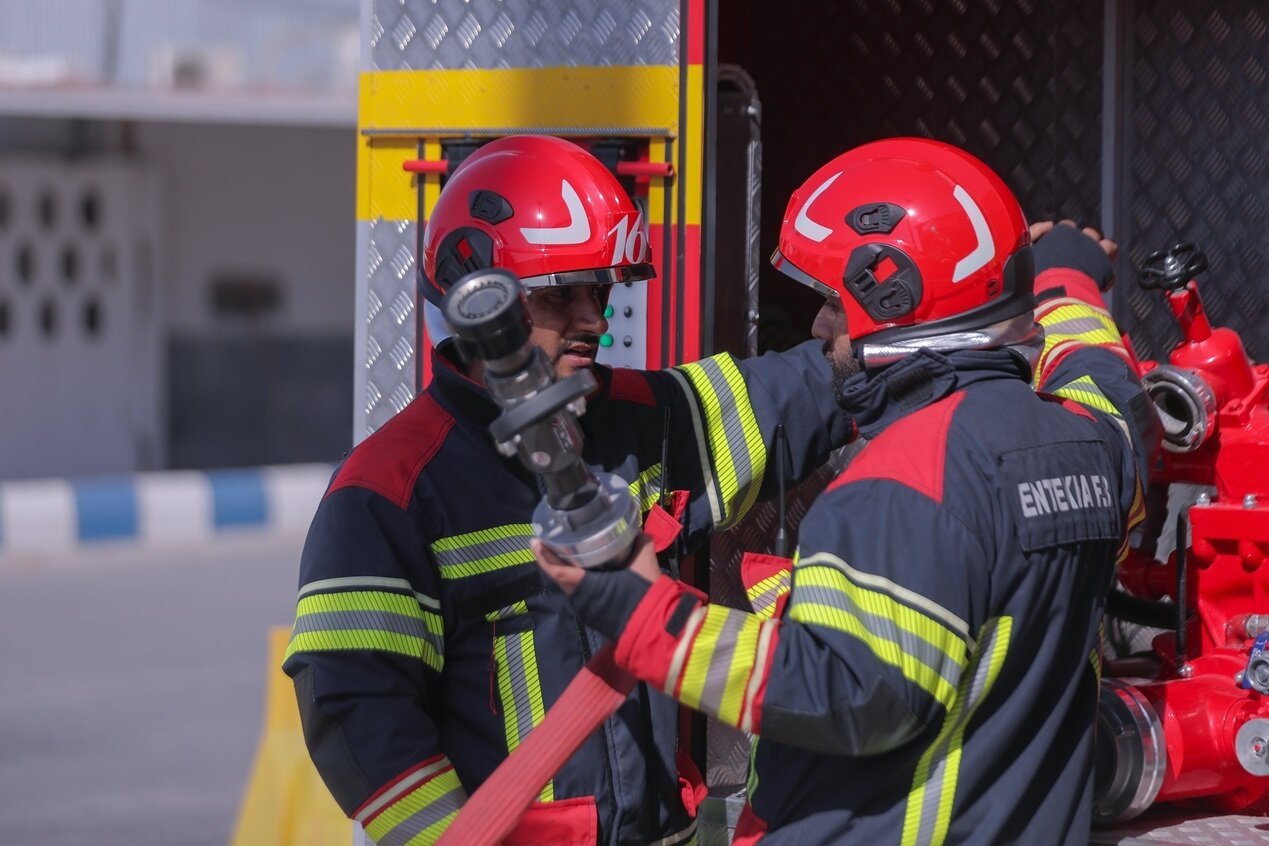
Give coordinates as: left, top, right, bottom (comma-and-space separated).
349, 1, 1269, 842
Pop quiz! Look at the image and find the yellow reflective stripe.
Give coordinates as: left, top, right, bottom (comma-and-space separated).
677, 605, 765, 726
285, 629, 415, 658
363, 762, 465, 846
484, 600, 529, 622
679, 362, 740, 516
902, 617, 1012, 846
1053, 374, 1134, 445
746, 572, 791, 620
490, 617, 553, 802
746, 572, 787, 604
1036, 300, 1120, 341
430, 523, 534, 553
1052, 375, 1122, 417
719, 357, 766, 527
519, 636, 554, 803
285, 590, 444, 672
1035, 300, 1124, 375
297, 589, 421, 617
1116, 479, 1147, 567
430, 524, 536, 580
493, 634, 521, 746
629, 462, 665, 515
677, 355, 766, 529
789, 566, 968, 709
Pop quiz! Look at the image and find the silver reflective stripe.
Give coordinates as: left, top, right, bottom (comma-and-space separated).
698, 610, 748, 714
298, 575, 439, 610
293, 610, 444, 658
377, 785, 465, 846
430, 524, 540, 580
647, 817, 699, 846
354, 758, 450, 823
905, 617, 1012, 846
431, 533, 532, 570
794, 581, 963, 696
294, 609, 424, 639
798, 552, 973, 648
502, 631, 538, 746
692, 357, 758, 523
629, 462, 665, 515
665, 605, 708, 696
667, 368, 723, 526
742, 621, 779, 733
748, 578, 788, 617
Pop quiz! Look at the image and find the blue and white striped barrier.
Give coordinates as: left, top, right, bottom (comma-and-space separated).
0, 463, 333, 555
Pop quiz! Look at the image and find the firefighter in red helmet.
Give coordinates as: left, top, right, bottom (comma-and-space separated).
419, 135, 656, 379
538, 138, 1158, 844
283, 135, 858, 845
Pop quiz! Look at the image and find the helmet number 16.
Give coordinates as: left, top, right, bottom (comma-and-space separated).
608, 212, 648, 266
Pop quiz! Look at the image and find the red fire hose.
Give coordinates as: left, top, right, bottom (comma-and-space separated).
435, 644, 636, 846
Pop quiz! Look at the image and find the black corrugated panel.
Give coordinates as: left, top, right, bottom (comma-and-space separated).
1120, 1, 1269, 361
726, 0, 1105, 340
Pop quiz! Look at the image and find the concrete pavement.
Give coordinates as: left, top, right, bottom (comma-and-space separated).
0, 534, 304, 846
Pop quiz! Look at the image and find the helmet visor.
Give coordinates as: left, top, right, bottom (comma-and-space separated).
520, 261, 656, 290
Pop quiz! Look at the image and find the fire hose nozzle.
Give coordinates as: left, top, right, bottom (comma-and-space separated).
441, 269, 640, 571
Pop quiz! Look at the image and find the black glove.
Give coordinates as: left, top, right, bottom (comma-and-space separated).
1033, 223, 1115, 291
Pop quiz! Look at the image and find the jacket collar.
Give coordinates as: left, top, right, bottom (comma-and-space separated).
838, 347, 1032, 440
429, 341, 503, 428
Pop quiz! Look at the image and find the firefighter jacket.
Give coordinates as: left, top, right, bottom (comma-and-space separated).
567, 227, 1155, 846
282, 338, 856, 846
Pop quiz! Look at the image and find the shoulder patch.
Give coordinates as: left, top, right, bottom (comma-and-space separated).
607, 367, 657, 408
328, 393, 455, 509
999, 440, 1120, 551
829, 390, 966, 503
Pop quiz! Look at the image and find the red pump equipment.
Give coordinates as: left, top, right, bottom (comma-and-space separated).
1094, 244, 1269, 822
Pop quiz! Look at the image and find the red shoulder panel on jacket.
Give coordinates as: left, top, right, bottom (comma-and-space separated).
607, 368, 657, 407
328, 393, 455, 509
828, 391, 966, 504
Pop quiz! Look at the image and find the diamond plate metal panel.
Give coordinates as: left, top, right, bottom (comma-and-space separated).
372, 0, 680, 72
1092, 809, 1269, 845
1118, 1, 1269, 362
360, 218, 418, 439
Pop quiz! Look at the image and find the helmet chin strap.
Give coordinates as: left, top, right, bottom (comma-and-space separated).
858, 312, 1043, 370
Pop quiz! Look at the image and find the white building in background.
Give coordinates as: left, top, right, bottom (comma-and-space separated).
0, 0, 360, 479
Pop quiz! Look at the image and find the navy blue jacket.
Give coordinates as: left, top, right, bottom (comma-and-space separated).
567, 231, 1154, 846
283, 339, 854, 846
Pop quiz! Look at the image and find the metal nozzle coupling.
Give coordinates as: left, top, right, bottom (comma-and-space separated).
440, 268, 640, 570
1230, 614, 1269, 642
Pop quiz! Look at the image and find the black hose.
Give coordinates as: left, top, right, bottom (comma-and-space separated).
1105, 589, 1178, 630
660, 406, 679, 579
773, 424, 790, 558
1175, 508, 1189, 665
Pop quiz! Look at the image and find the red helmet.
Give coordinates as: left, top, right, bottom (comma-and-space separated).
772, 138, 1034, 348
419, 135, 655, 307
